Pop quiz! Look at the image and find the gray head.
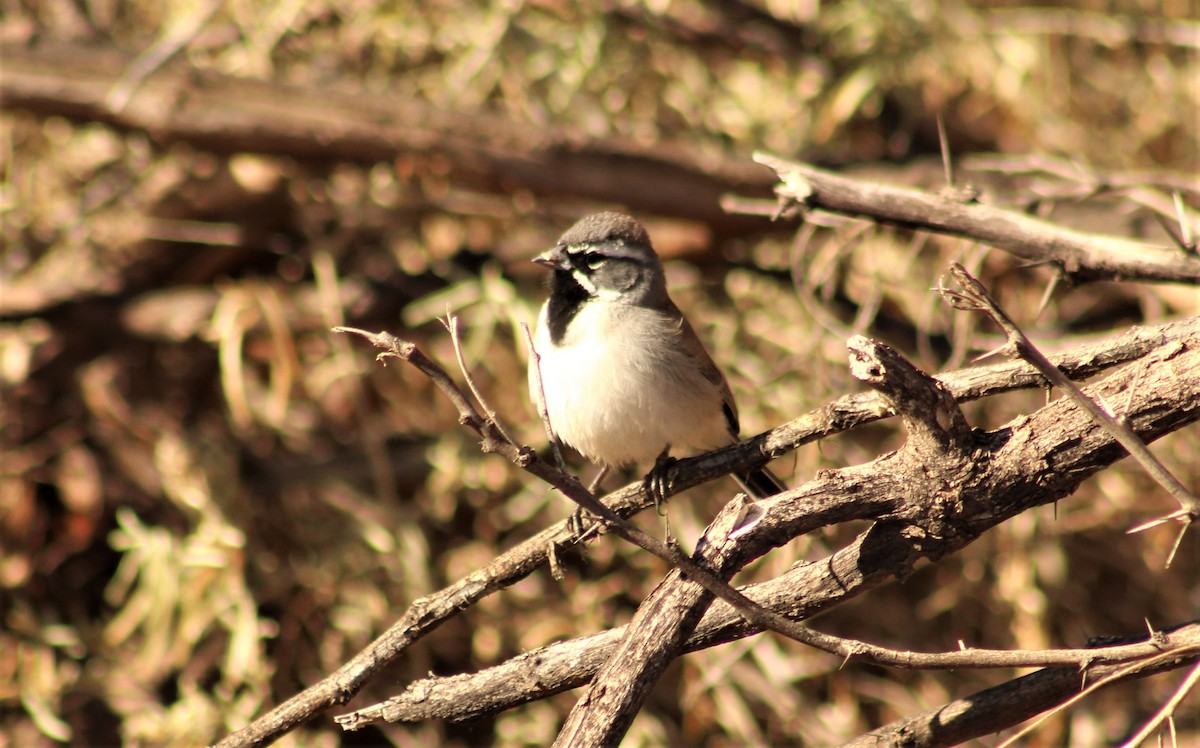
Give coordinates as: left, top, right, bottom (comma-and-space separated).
535, 212, 670, 343
556, 211, 651, 249
535, 212, 665, 300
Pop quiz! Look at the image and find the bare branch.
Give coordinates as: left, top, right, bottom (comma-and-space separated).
549, 335, 978, 744
551, 499, 753, 745
322, 328, 913, 738
1122, 660, 1200, 748
939, 264, 1199, 521
755, 153, 1200, 284
842, 625, 1200, 748
444, 314, 518, 446
993, 647, 1189, 748
0, 40, 773, 241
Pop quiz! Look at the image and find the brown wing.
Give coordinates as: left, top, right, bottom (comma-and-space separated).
676, 311, 740, 438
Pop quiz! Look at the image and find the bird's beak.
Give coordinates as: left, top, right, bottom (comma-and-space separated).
533, 245, 569, 269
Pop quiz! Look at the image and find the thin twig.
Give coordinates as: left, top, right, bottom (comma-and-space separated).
939, 263, 1200, 524
106, 0, 224, 111
1122, 659, 1200, 747
444, 313, 518, 446
520, 321, 566, 472
995, 649, 1194, 748
844, 631, 1200, 748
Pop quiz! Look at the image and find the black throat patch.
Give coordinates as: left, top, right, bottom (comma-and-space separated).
545, 267, 591, 345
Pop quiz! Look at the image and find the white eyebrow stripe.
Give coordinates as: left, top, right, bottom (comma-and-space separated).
565, 241, 644, 262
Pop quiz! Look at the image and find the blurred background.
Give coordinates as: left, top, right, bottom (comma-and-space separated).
1, 1, 1197, 745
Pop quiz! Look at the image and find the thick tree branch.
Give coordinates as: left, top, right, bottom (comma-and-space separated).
840, 624, 1200, 748
0, 40, 771, 233
552, 500, 752, 746
941, 263, 1199, 520
326, 329, 888, 653
324, 329, 941, 741
754, 153, 1200, 284
412, 335, 974, 745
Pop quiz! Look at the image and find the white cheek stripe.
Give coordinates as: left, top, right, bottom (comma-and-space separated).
572, 269, 597, 294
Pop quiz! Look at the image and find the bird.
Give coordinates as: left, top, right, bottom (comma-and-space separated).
528, 211, 785, 501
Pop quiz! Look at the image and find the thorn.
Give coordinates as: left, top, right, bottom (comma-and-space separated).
1173, 191, 1195, 249
1163, 521, 1191, 569
1035, 268, 1062, 322
970, 341, 1011, 363
548, 540, 566, 581
1151, 205, 1192, 253
1127, 508, 1190, 534
938, 113, 954, 188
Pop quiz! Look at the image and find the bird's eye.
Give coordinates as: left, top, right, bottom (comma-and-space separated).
583, 252, 607, 270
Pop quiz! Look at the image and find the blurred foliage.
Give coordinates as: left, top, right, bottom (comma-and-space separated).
1, 0, 1198, 746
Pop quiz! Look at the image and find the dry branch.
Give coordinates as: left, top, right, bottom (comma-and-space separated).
552, 501, 756, 746
754, 153, 1200, 284
326, 619, 1200, 730
842, 623, 1200, 748
0, 40, 771, 233
551, 335, 974, 744
336, 326, 1199, 737
941, 264, 1199, 520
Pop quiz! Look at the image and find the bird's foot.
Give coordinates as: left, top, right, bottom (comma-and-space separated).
644, 449, 676, 514
566, 506, 604, 540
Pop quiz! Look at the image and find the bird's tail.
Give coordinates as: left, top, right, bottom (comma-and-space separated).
734, 466, 787, 499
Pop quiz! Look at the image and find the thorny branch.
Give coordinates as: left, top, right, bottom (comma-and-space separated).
754, 152, 1200, 284
940, 264, 1199, 539
344, 620, 1200, 737
994, 645, 1193, 748
1121, 660, 1200, 748
846, 625, 1200, 748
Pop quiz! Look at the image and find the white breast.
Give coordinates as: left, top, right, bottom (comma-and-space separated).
529, 300, 734, 467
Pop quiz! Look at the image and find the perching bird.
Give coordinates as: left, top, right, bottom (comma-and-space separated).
529, 211, 785, 499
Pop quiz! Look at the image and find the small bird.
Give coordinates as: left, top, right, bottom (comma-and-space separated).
529, 211, 785, 499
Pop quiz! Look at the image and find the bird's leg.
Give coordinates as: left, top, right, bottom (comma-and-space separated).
586, 465, 610, 494
644, 446, 676, 514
